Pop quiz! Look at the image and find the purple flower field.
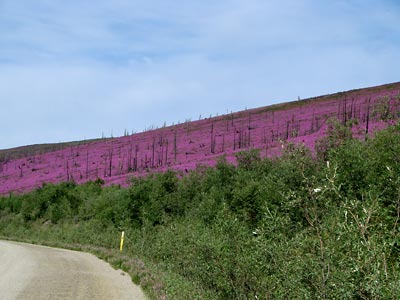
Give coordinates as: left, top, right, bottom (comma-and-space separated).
1, 82, 400, 195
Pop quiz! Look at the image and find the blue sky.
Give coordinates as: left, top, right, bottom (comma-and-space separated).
1, 0, 399, 149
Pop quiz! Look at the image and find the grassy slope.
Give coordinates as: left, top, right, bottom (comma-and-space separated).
2, 81, 399, 159
1, 81, 400, 196
0, 138, 105, 161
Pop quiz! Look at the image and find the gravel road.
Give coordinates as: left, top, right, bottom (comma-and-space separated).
0, 240, 146, 300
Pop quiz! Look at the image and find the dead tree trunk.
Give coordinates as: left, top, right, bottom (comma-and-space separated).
365, 98, 371, 139
86, 150, 89, 179
174, 131, 177, 162
108, 149, 113, 177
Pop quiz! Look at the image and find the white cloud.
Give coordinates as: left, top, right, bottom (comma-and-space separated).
0, 0, 399, 149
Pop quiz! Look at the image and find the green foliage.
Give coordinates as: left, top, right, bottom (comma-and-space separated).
372, 96, 400, 122
315, 118, 353, 160
235, 148, 261, 170
1, 123, 400, 300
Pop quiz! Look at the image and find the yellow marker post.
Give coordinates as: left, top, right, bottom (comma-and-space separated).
120, 231, 125, 252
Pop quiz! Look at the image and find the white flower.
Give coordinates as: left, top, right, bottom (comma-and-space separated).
313, 188, 322, 193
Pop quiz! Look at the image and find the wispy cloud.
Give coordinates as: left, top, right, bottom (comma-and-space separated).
0, 0, 399, 149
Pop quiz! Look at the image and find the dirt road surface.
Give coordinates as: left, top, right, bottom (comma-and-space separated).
0, 240, 146, 300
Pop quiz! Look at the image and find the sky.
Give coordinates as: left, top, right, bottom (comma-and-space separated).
1, 0, 399, 149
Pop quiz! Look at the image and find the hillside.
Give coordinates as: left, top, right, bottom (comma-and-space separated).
1, 121, 400, 299
1, 82, 400, 195
0, 139, 102, 161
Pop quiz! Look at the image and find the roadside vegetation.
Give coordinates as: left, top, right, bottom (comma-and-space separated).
1, 120, 400, 299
